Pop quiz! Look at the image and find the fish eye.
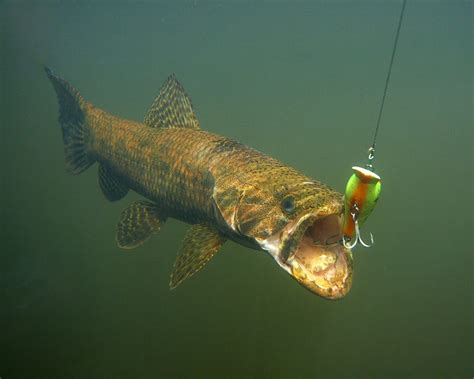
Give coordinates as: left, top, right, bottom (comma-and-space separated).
281, 195, 296, 214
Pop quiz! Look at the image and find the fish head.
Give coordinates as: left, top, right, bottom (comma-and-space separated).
222, 180, 353, 299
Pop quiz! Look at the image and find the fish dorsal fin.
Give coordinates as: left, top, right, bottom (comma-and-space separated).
117, 201, 165, 249
144, 74, 200, 129
99, 164, 129, 201
170, 224, 226, 289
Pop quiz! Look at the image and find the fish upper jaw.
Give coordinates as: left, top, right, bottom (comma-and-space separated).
258, 207, 353, 300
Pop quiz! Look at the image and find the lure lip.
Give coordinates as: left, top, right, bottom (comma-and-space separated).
259, 203, 353, 300
352, 166, 381, 183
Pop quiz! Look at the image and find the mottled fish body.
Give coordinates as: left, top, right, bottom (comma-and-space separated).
46, 68, 353, 299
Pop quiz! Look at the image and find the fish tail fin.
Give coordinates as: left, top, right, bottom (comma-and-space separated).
45, 67, 95, 174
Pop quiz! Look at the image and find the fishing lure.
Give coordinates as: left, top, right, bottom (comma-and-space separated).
342, 148, 382, 249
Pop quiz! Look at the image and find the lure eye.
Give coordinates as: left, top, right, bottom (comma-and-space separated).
281, 196, 296, 214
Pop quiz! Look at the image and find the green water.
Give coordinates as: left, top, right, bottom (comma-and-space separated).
1, 1, 472, 378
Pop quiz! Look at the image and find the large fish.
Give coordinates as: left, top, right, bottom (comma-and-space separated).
45, 68, 353, 299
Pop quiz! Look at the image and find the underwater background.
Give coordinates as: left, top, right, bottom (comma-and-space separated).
1, 1, 472, 377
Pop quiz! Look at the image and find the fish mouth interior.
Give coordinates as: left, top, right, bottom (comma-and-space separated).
284, 214, 353, 299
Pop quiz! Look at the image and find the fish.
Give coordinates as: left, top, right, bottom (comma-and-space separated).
45, 67, 353, 300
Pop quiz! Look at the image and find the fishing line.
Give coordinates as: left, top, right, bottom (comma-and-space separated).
368, 0, 407, 168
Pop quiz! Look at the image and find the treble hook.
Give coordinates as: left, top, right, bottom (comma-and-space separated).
342, 208, 374, 249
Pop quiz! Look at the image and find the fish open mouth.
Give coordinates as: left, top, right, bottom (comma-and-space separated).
261, 210, 353, 299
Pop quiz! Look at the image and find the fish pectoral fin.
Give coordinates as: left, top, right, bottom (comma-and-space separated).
169, 224, 226, 289
99, 164, 129, 201
144, 74, 200, 130
117, 201, 165, 249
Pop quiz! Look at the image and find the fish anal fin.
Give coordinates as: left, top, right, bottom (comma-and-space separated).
99, 164, 129, 201
144, 74, 200, 129
117, 201, 165, 249
170, 224, 226, 289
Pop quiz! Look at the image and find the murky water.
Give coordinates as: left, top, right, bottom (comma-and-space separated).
1, 1, 472, 377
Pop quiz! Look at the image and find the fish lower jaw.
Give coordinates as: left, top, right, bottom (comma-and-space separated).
287, 251, 351, 300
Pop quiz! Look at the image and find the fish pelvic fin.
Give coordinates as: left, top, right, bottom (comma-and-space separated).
117, 201, 165, 249
99, 164, 129, 202
45, 67, 95, 174
144, 74, 200, 130
170, 224, 226, 289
